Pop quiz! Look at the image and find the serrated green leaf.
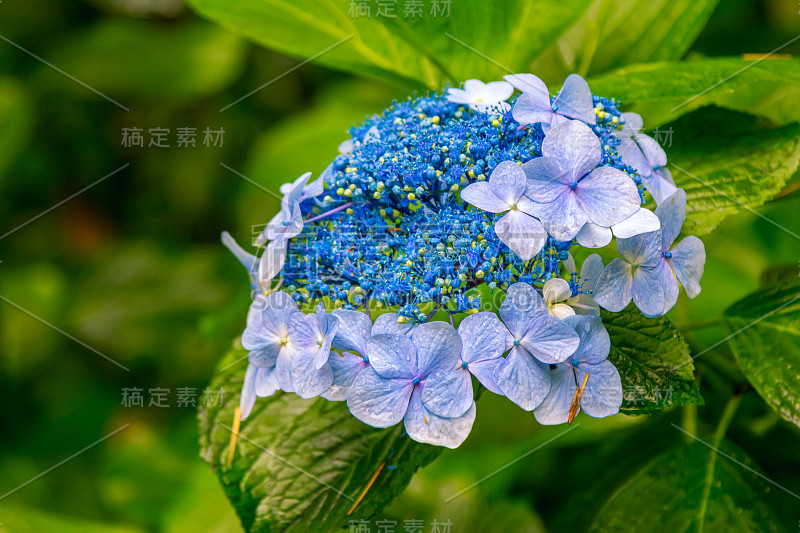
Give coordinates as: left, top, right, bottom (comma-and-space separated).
724, 281, 800, 429
602, 308, 702, 415
532, 0, 720, 81
199, 347, 442, 533
184, 0, 591, 90
588, 441, 789, 532
664, 108, 800, 236
588, 58, 800, 126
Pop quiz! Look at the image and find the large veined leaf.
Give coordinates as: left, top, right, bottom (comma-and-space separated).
199, 346, 442, 533
184, 0, 592, 90
664, 108, 800, 236
588, 441, 789, 532
531, 0, 720, 81
602, 308, 702, 415
724, 282, 800, 429
589, 58, 800, 126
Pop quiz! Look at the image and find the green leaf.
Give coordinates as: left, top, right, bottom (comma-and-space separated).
588, 441, 789, 532
0, 504, 143, 533
429, 497, 546, 533
588, 58, 800, 126
665, 108, 800, 236
0, 78, 34, 181
532, 0, 720, 80
724, 281, 800, 429
161, 465, 244, 533
199, 346, 442, 533
602, 308, 702, 415
40, 20, 247, 101
184, 0, 592, 89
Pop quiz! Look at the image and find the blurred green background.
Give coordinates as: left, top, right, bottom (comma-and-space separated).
1, 0, 799, 531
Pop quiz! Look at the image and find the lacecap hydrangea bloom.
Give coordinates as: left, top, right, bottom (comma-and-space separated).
223, 72, 706, 448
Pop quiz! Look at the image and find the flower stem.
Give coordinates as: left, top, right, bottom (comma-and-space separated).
696, 393, 742, 531
712, 393, 742, 447
304, 202, 353, 224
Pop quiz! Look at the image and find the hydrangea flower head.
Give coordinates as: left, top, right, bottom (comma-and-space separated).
222, 73, 707, 447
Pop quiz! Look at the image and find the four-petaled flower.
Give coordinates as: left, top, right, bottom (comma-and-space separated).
594, 189, 705, 317
461, 160, 548, 260
255, 172, 307, 246
614, 112, 677, 204
656, 189, 705, 302
505, 73, 595, 131
347, 322, 476, 448
446, 79, 513, 113
239, 291, 299, 418
287, 302, 339, 398
252, 172, 313, 288
534, 315, 622, 424
451, 312, 509, 396
280, 170, 325, 203
322, 311, 415, 401
493, 283, 580, 411
523, 120, 641, 242
543, 277, 577, 319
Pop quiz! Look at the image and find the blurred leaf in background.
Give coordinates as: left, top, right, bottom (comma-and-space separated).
39, 20, 248, 103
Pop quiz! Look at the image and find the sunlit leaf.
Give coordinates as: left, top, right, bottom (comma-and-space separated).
589, 58, 800, 126
0, 504, 143, 533
532, 0, 720, 82
184, 0, 592, 89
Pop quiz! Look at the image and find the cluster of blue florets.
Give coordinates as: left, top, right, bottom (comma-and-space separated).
225, 74, 707, 447
280, 89, 626, 320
